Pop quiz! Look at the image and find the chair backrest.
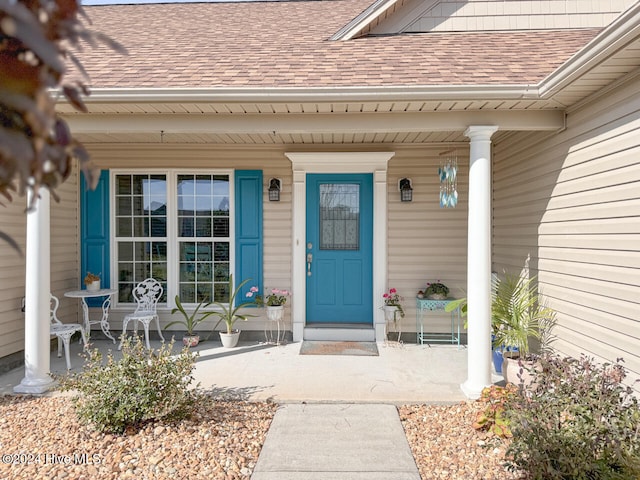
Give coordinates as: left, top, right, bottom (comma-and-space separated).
132, 278, 163, 314
50, 294, 62, 325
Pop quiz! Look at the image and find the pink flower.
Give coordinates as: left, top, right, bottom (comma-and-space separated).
250, 286, 259, 293
246, 292, 254, 298
272, 288, 281, 294
389, 288, 396, 294
383, 293, 389, 298
281, 290, 289, 295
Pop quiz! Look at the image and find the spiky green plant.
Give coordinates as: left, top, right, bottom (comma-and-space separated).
491, 274, 556, 356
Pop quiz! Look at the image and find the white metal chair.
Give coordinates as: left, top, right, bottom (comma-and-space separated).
50, 294, 88, 370
119, 278, 165, 350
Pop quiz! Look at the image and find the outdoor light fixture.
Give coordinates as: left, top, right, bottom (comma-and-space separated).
399, 178, 413, 202
268, 178, 281, 202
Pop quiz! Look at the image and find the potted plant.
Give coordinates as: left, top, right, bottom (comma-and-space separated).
382, 288, 404, 341
492, 273, 556, 386
84, 272, 101, 291
256, 287, 290, 322
209, 274, 259, 348
165, 295, 217, 347
424, 280, 449, 300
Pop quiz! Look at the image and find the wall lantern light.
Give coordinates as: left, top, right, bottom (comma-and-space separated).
399, 178, 413, 202
268, 178, 281, 202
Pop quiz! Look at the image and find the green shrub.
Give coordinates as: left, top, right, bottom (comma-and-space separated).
505, 354, 640, 479
60, 336, 200, 434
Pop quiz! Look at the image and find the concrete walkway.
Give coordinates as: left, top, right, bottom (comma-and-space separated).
252, 403, 420, 480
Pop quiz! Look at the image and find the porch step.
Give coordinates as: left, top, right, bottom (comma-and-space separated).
304, 323, 375, 342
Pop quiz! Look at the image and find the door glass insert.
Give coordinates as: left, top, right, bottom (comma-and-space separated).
319, 183, 359, 250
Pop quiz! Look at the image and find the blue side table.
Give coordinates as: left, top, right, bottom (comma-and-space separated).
416, 297, 461, 347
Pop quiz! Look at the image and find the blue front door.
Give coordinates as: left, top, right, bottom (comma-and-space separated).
306, 174, 373, 324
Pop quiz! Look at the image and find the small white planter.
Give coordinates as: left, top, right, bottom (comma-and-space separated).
86, 280, 100, 292
219, 331, 240, 348
266, 305, 284, 322
383, 305, 400, 322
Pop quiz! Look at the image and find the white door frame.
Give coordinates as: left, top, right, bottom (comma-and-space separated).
286, 152, 395, 342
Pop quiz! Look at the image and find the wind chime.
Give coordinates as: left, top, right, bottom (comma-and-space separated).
438, 151, 458, 208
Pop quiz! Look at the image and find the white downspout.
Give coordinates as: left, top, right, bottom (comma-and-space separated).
461, 125, 498, 399
14, 189, 55, 394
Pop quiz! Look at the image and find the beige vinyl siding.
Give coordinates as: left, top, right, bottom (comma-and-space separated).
493, 76, 640, 389
0, 194, 27, 359
51, 169, 82, 327
387, 146, 468, 336
88, 146, 293, 334
388, 0, 632, 33
0, 170, 80, 360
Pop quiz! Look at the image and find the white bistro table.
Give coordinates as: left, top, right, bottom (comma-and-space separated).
64, 288, 117, 344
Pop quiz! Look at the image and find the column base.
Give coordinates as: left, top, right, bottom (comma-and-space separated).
292, 321, 304, 342
374, 321, 386, 342
13, 375, 57, 394
460, 379, 490, 400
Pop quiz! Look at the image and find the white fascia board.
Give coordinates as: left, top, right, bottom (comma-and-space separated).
539, 1, 640, 98
64, 110, 565, 133
79, 84, 539, 104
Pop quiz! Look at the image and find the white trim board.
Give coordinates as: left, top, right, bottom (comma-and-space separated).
286, 152, 395, 342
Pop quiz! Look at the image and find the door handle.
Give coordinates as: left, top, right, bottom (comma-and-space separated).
306, 253, 313, 276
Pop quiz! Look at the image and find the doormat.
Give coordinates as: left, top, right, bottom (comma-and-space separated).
300, 341, 379, 356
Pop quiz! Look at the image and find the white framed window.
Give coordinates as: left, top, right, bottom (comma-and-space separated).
111, 170, 234, 307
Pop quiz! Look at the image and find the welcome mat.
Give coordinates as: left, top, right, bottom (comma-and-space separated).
299, 341, 379, 356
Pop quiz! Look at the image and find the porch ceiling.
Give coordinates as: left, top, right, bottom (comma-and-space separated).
62, 106, 565, 145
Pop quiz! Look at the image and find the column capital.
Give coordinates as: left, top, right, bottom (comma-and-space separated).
464, 125, 499, 141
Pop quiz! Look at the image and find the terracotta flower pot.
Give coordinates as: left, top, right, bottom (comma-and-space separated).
502, 352, 541, 389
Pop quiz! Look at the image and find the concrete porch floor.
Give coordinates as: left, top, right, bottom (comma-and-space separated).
0, 336, 480, 403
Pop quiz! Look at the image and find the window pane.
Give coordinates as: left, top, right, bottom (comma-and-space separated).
117, 197, 131, 216
116, 175, 131, 195
195, 175, 212, 196
132, 175, 146, 195
178, 217, 194, 237
214, 262, 229, 281
119, 242, 133, 261
117, 240, 166, 303
197, 263, 212, 282
213, 218, 229, 237
214, 282, 230, 304
195, 218, 211, 237
179, 241, 214, 303
150, 217, 166, 237
196, 284, 213, 303
116, 217, 132, 237
214, 242, 229, 261
319, 183, 360, 251
133, 217, 148, 237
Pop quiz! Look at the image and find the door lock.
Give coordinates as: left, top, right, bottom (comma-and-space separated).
306, 253, 313, 276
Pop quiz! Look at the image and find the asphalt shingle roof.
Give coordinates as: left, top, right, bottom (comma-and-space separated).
80, 0, 601, 89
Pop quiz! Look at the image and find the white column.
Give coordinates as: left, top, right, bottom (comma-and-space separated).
373, 169, 388, 342
291, 169, 306, 342
461, 125, 498, 399
14, 189, 55, 394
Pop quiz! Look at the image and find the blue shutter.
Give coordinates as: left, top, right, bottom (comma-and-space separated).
81, 170, 110, 306
234, 170, 263, 305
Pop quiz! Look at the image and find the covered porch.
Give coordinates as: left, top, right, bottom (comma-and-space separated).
14, 96, 565, 399
2, 337, 474, 403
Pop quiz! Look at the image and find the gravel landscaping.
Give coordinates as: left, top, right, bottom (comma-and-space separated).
0, 395, 522, 479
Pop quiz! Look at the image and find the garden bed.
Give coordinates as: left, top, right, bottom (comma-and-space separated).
0, 395, 523, 480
